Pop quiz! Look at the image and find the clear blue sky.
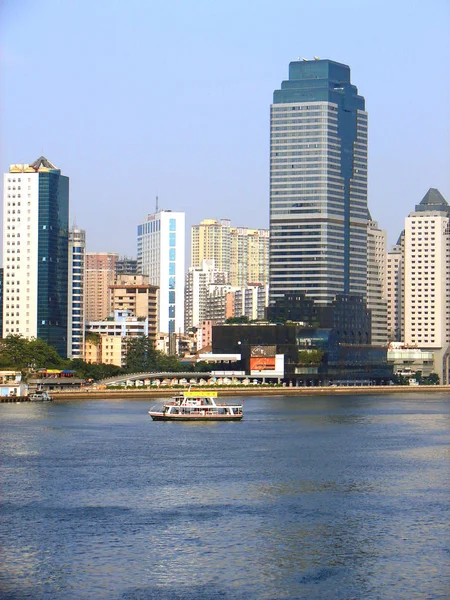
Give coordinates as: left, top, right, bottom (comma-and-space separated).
1, 0, 449, 257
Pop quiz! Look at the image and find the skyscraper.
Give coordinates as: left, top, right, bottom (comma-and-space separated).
67, 226, 86, 359
269, 59, 368, 306
137, 209, 185, 335
2, 157, 69, 357
403, 189, 450, 382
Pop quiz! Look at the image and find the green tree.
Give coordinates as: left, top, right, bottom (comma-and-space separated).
27, 338, 63, 369
125, 336, 159, 372
297, 349, 324, 365
225, 315, 249, 324
422, 372, 440, 385
0, 335, 31, 369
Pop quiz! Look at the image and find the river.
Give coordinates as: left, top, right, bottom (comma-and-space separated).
1, 393, 449, 599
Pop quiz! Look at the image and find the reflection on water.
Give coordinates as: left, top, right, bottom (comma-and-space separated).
0, 394, 449, 599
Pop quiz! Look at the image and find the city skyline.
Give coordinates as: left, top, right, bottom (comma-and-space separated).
1, 1, 449, 261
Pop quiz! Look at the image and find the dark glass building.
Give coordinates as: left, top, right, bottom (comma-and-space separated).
270, 59, 368, 307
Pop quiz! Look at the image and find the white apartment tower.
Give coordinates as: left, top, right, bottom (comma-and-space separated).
403, 189, 450, 383
67, 226, 86, 359
367, 215, 388, 345
184, 259, 228, 331
137, 209, 185, 335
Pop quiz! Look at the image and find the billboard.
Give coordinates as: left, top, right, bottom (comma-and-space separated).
250, 346, 277, 371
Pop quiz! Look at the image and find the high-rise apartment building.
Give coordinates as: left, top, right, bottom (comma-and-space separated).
403, 189, 450, 382
367, 215, 388, 345
191, 219, 269, 286
85, 252, 118, 321
137, 209, 185, 334
184, 259, 228, 331
386, 233, 404, 341
269, 59, 368, 306
109, 274, 158, 341
67, 226, 86, 359
2, 157, 69, 356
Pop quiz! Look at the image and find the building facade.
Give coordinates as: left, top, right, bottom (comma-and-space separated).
137, 209, 185, 335
85, 252, 118, 322
184, 259, 228, 331
67, 226, 86, 359
403, 189, 450, 382
367, 215, 388, 345
191, 219, 269, 287
2, 157, 69, 356
109, 274, 158, 342
269, 59, 368, 307
386, 233, 404, 341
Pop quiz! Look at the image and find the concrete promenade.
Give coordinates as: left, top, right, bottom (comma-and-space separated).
51, 385, 450, 401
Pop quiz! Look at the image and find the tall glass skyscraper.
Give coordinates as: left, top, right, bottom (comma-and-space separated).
269, 59, 368, 306
2, 157, 69, 357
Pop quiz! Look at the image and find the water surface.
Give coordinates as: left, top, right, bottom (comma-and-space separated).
1, 393, 449, 599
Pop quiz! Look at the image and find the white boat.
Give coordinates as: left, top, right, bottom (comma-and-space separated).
29, 391, 53, 402
148, 390, 243, 421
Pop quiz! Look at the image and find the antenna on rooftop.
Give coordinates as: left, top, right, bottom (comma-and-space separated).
155, 195, 159, 212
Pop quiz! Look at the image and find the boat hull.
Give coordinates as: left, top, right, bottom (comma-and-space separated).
149, 412, 242, 422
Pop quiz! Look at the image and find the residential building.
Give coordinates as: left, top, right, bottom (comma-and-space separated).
269, 59, 368, 307
109, 274, 158, 341
85, 334, 123, 367
367, 215, 388, 345
191, 219, 269, 286
85, 252, 118, 322
386, 233, 404, 341
184, 259, 228, 331
67, 226, 86, 359
2, 157, 69, 356
232, 284, 269, 321
137, 209, 185, 335
403, 188, 450, 382
0, 268, 3, 338
86, 310, 149, 367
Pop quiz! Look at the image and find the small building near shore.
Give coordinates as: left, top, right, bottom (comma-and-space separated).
0, 371, 28, 397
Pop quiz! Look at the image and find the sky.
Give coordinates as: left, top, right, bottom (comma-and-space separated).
1, 0, 449, 259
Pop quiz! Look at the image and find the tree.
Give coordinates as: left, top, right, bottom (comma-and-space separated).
0, 335, 31, 370
225, 316, 250, 324
125, 336, 159, 372
422, 372, 440, 385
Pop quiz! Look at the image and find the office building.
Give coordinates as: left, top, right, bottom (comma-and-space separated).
191, 219, 269, 286
2, 157, 69, 357
67, 226, 86, 359
85, 252, 118, 322
367, 215, 388, 345
269, 58, 368, 306
137, 209, 185, 335
403, 189, 450, 382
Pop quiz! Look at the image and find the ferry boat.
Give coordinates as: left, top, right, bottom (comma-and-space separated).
148, 390, 243, 421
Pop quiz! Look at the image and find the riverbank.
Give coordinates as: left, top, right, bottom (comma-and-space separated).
50, 384, 450, 400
